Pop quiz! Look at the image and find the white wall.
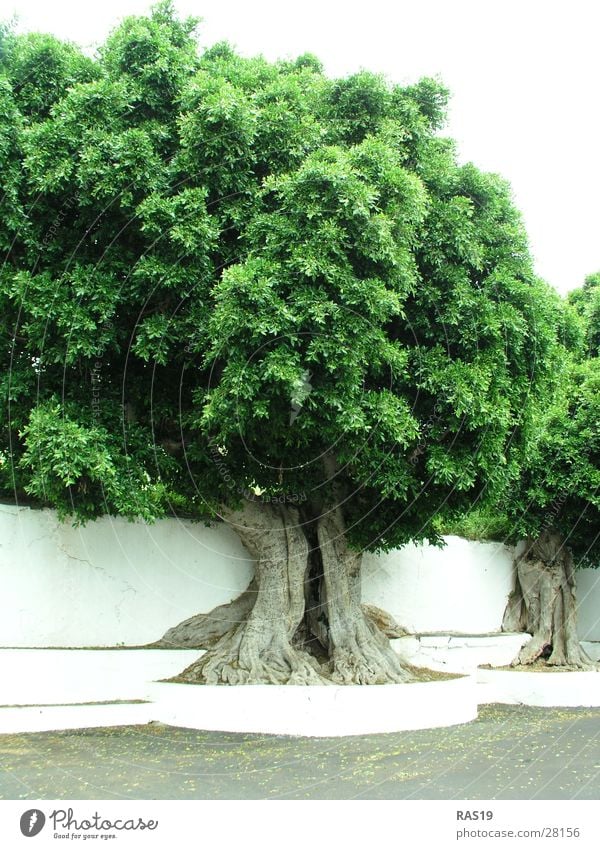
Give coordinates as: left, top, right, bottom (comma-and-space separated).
0, 505, 253, 647
1, 505, 599, 646
575, 568, 600, 641
362, 536, 515, 634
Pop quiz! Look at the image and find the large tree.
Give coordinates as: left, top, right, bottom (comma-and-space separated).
1, 3, 565, 684
501, 295, 599, 668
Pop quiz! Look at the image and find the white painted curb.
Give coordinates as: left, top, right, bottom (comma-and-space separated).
477, 667, 600, 706
4, 649, 600, 737
0, 648, 200, 705
0, 703, 155, 734
150, 676, 478, 737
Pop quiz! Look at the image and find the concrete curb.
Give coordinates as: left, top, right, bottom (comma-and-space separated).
150, 676, 478, 737
0, 648, 477, 736
477, 667, 600, 706
2, 648, 599, 737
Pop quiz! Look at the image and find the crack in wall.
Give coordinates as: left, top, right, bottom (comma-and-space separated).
57, 543, 139, 626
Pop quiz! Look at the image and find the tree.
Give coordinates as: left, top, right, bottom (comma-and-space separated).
501, 299, 599, 667
568, 272, 600, 356
0, 3, 565, 684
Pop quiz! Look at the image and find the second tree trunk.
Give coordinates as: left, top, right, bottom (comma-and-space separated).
502, 530, 593, 668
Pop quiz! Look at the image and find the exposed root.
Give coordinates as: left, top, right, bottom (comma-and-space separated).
154, 580, 257, 648
361, 603, 408, 639
328, 615, 415, 684
504, 531, 595, 669
176, 619, 329, 684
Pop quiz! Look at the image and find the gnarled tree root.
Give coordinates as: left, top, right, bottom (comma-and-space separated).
176, 619, 328, 685
502, 531, 595, 669
157, 595, 407, 652
154, 579, 258, 649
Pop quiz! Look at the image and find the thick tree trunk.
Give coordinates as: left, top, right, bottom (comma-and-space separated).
502, 530, 594, 668
315, 505, 415, 683
161, 498, 414, 684
176, 501, 326, 684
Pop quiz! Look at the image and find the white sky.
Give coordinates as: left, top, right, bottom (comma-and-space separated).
5, 0, 600, 294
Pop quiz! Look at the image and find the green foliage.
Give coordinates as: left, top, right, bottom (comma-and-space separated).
437, 506, 513, 543
485, 274, 600, 568
403, 76, 449, 131
18, 401, 169, 522
0, 4, 570, 552
501, 355, 600, 566
1, 30, 97, 119
569, 272, 600, 356
100, 0, 199, 119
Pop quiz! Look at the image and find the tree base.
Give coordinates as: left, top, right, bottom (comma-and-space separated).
158, 499, 417, 685
175, 619, 329, 685
328, 616, 415, 684
502, 531, 596, 669
170, 612, 416, 685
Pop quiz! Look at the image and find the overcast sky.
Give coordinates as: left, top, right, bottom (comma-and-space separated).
6, 0, 600, 294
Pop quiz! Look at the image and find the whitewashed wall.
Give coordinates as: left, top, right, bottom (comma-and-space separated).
361, 536, 516, 634
575, 568, 600, 641
1, 505, 598, 646
0, 505, 253, 647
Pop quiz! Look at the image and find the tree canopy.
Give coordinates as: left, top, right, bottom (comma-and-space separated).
569, 272, 600, 357
0, 2, 565, 544
502, 284, 599, 569
498, 300, 599, 666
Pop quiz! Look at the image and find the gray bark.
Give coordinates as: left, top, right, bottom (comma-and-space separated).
502, 530, 594, 668
361, 604, 408, 639
316, 505, 415, 683
153, 580, 258, 648
161, 497, 414, 684
176, 501, 326, 684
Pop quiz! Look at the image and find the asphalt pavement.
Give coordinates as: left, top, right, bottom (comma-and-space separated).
1, 705, 599, 800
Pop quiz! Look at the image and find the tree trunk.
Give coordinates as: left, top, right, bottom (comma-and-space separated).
502, 530, 594, 668
315, 505, 414, 683
175, 501, 326, 684
161, 498, 414, 684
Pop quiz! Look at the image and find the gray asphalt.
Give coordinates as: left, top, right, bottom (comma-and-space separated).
1, 705, 599, 799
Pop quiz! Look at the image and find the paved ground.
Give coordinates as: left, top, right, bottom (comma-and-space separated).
0, 705, 599, 800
